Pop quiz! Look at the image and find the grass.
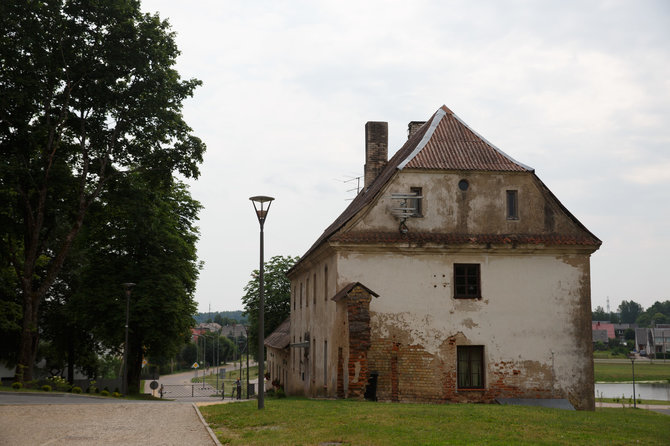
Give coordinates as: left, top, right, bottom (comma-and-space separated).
594, 360, 670, 382
200, 398, 670, 445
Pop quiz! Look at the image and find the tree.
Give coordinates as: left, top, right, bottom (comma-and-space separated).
0, 0, 204, 381
241, 255, 299, 358
78, 173, 201, 394
592, 306, 608, 321
618, 300, 643, 324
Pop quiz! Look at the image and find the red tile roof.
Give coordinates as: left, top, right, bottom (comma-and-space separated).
288, 105, 600, 274
399, 106, 531, 172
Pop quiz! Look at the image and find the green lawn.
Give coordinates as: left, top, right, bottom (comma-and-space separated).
200, 398, 670, 446
594, 360, 670, 382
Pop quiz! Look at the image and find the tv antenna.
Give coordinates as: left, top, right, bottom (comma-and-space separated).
389, 192, 422, 233
334, 174, 363, 200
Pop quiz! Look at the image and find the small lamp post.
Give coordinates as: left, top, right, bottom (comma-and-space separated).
629, 354, 636, 409
121, 282, 136, 396
250, 195, 274, 410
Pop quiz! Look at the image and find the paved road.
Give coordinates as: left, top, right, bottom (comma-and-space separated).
0, 394, 218, 445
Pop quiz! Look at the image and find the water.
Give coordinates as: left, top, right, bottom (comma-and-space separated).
595, 383, 670, 401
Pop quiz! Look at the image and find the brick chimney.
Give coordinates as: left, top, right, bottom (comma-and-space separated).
407, 121, 426, 139
364, 121, 388, 189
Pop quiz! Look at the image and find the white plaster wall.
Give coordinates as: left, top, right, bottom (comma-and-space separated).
336, 250, 591, 392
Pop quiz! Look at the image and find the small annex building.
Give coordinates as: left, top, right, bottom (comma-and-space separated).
278, 105, 601, 410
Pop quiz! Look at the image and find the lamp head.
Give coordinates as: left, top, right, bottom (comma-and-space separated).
250, 196, 274, 224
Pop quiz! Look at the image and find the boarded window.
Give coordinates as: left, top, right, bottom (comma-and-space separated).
458, 345, 484, 389
454, 264, 481, 299
410, 186, 423, 217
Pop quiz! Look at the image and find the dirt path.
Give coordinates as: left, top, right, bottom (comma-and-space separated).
0, 402, 216, 445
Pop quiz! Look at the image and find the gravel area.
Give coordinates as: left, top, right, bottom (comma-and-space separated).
0, 402, 216, 445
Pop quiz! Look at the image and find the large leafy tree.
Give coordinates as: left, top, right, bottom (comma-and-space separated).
78, 173, 201, 393
242, 255, 299, 358
0, 0, 204, 381
618, 300, 643, 324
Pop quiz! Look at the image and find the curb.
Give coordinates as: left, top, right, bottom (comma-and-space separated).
192, 402, 223, 446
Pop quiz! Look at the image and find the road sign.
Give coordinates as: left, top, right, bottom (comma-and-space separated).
192, 362, 199, 369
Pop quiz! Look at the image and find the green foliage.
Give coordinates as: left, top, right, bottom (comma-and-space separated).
200, 399, 670, 446
635, 300, 670, 327
0, 0, 204, 381
47, 376, 71, 392
618, 300, 643, 324
71, 386, 82, 394
11, 382, 22, 390
112, 392, 121, 398
41, 385, 51, 392
100, 390, 110, 397
242, 255, 299, 358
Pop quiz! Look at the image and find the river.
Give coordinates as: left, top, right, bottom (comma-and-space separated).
595, 382, 670, 401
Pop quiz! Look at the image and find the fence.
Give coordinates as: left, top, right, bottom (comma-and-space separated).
158, 381, 255, 399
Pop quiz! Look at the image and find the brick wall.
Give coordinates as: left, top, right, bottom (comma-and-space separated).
368, 331, 561, 404
345, 286, 373, 399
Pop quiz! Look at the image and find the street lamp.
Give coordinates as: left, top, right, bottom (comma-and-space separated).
250, 195, 274, 410
629, 355, 637, 409
121, 282, 136, 396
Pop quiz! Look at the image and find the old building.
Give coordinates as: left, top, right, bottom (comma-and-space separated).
283, 105, 601, 410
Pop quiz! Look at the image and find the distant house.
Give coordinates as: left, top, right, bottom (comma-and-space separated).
221, 324, 247, 339
591, 322, 615, 340
278, 105, 601, 410
636, 326, 670, 356
264, 319, 290, 387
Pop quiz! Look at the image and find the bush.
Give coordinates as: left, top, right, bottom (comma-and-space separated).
11, 382, 22, 390
41, 385, 52, 392
100, 390, 110, 397
276, 388, 286, 398
112, 392, 121, 398
72, 386, 82, 394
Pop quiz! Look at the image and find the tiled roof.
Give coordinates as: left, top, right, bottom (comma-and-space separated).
264, 318, 290, 349
288, 105, 600, 274
330, 232, 601, 246
399, 106, 531, 172
331, 282, 380, 302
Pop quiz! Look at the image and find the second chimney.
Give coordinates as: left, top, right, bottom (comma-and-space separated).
364, 121, 388, 189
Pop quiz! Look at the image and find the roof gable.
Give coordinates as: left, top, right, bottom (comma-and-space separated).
399, 106, 532, 172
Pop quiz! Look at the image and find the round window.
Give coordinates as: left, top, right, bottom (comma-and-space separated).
458, 179, 469, 191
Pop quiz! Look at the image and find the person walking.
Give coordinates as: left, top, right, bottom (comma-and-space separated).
236, 378, 242, 400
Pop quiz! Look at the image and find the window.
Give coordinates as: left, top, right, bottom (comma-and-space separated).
300, 282, 303, 308
293, 286, 296, 310
458, 346, 484, 389
506, 190, 518, 220
324, 340, 328, 385
313, 273, 317, 306
454, 264, 481, 298
410, 187, 423, 217
324, 265, 328, 301
306, 277, 309, 307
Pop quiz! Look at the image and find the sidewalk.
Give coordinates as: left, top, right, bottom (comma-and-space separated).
0, 401, 220, 445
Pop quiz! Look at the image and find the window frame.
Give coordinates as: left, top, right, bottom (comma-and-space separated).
457, 345, 485, 389
453, 263, 481, 299
506, 189, 519, 220
410, 186, 423, 218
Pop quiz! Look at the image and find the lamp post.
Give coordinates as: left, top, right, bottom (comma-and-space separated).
629, 355, 637, 408
121, 282, 136, 396
250, 195, 274, 410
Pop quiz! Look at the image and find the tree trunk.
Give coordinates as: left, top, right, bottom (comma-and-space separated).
16, 291, 39, 382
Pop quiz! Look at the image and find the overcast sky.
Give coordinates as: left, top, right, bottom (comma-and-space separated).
141, 0, 669, 314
